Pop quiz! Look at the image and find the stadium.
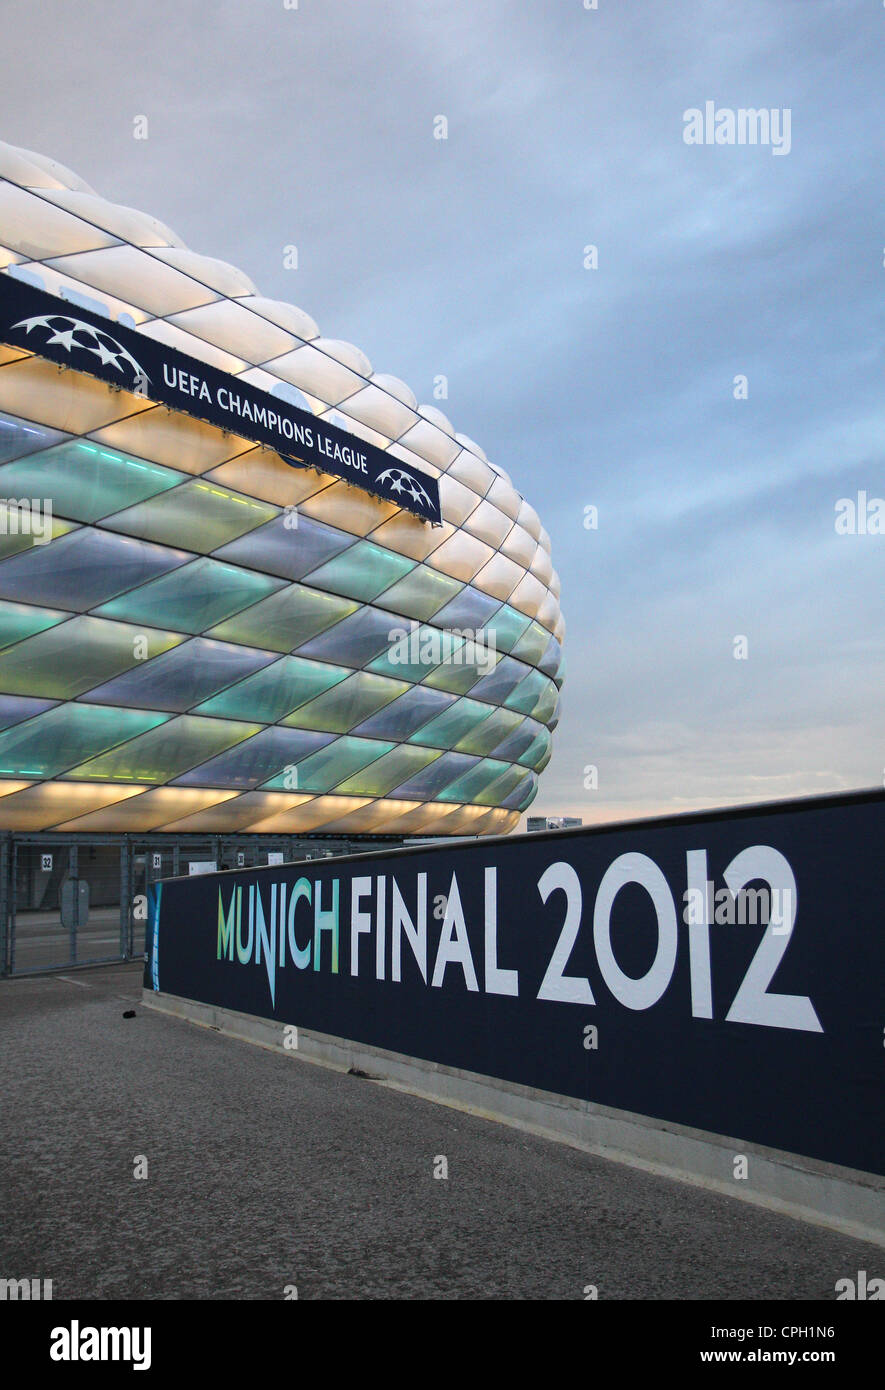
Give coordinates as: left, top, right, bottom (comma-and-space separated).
0, 141, 563, 856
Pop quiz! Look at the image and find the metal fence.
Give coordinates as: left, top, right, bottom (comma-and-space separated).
0, 832, 399, 976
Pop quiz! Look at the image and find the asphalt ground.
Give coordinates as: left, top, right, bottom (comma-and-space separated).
0, 962, 880, 1301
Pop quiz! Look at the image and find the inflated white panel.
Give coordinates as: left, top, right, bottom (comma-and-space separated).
446, 448, 496, 497
537, 589, 561, 632
530, 545, 554, 587
235, 295, 319, 342
485, 473, 522, 520
437, 473, 482, 527
0, 182, 118, 259
337, 384, 417, 440
463, 498, 513, 548
397, 417, 460, 468
314, 337, 372, 378
136, 317, 248, 375
44, 245, 218, 314
499, 523, 536, 567
12, 146, 95, 193
370, 372, 417, 409
517, 498, 542, 541
426, 529, 495, 582
168, 300, 298, 363
472, 552, 524, 602
508, 571, 546, 619
416, 403, 456, 437
150, 247, 257, 298
264, 343, 364, 405
40, 190, 184, 248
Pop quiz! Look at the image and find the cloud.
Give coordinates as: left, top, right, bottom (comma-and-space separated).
2, 0, 881, 827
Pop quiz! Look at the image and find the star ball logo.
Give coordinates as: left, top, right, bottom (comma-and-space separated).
12, 313, 150, 389
376, 465, 433, 509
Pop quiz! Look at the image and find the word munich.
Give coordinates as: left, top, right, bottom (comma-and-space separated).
216, 868, 517, 1009
162, 363, 369, 474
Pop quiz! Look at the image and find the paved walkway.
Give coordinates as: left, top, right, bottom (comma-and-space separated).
0, 963, 879, 1300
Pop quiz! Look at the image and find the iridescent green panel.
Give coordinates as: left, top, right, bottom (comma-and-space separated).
0, 703, 169, 779
335, 744, 441, 797
283, 672, 408, 734
518, 728, 551, 769
472, 763, 527, 806
367, 624, 448, 683
208, 584, 358, 654
303, 540, 415, 603
438, 758, 510, 804
95, 559, 285, 635
408, 697, 494, 750
194, 656, 351, 722
0, 440, 185, 523
505, 669, 555, 719
0, 616, 184, 699
532, 680, 559, 724
265, 736, 393, 794
421, 639, 496, 696
0, 505, 76, 559
486, 604, 532, 653
101, 480, 277, 551
454, 707, 524, 756
374, 565, 462, 621
512, 620, 554, 667
0, 601, 70, 651
534, 742, 553, 773
65, 715, 261, 784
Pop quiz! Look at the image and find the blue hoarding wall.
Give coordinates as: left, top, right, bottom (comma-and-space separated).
145, 790, 885, 1177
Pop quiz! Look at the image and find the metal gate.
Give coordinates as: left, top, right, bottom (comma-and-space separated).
0, 832, 392, 975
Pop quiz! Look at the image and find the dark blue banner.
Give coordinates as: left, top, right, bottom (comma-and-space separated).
145, 789, 885, 1176
0, 272, 442, 523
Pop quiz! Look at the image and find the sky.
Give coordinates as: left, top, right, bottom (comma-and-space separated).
2, 0, 883, 827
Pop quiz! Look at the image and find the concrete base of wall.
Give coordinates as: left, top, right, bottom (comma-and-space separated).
143, 988, 885, 1249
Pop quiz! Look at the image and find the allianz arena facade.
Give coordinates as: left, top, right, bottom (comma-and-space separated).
0, 141, 563, 840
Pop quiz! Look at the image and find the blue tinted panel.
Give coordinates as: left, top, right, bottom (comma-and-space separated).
438, 758, 509, 803
500, 771, 536, 810
0, 412, 67, 465
538, 634, 563, 679
85, 638, 276, 712
390, 751, 480, 800
0, 693, 57, 732
295, 605, 397, 668
518, 729, 551, 768
489, 719, 537, 762
0, 528, 191, 611
433, 586, 501, 632
264, 736, 392, 794
214, 514, 354, 580
352, 685, 456, 739
175, 726, 335, 789
467, 655, 530, 704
